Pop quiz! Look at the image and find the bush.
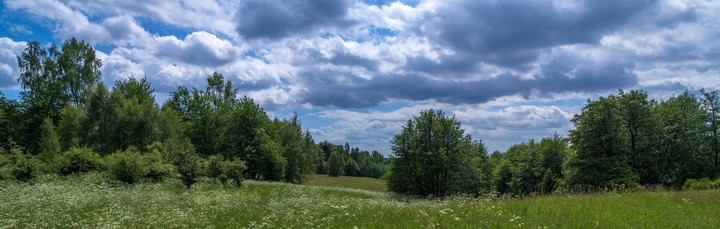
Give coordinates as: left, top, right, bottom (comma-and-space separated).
106, 147, 148, 185
683, 178, 720, 190
144, 148, 175, 182
57, 147, 104, 175
220, 158, 247, 187
0, 154, 10, 180
11, 153, 41, 182
205, 154, 224, 181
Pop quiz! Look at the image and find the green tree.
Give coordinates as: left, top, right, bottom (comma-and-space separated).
58, 38, 102, 107
617, 90, 660, 184
388, 109, 492, 197
39, 117, 61, 165
700, 89, 720, 176
657, 92, 709, 187
566, 97, 638, 190
538, 133, 568, 193
57, 105, 86, 150
110, 77, 162, 152
16, 41, 66, 153
0, 92, 21, 145
327, 150, 344, 177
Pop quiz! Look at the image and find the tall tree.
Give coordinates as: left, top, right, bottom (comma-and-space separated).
388, 109, 492, 197
616, 90, 660, 184
657, 92, 709, 187
566, 96, 638, 190
0, 92, 21, 145
700, 89, 720, 176
39, 117, 61, 164
58, 38, 102, 107
327, 150, 344, 177
16, 41, 65, 153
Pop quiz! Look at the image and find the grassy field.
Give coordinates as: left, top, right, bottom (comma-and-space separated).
306, 174, 388, 192
0, 173, 719, 228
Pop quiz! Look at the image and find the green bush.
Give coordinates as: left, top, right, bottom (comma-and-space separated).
220, 158, 247, 187
57, 147, 104, 175
143, 148, 175, 182
683, 178, 719, 190
205, 154, 224, 181
105, 147, 148, 185
11, 154, 41, 182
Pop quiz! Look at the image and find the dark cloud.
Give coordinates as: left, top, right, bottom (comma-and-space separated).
330, 52, 379, 71
298, 50, 638, 108
235, 0, 354, 39
424, 0, 656, 68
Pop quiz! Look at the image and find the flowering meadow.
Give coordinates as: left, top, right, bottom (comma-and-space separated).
0, 173, 718, 228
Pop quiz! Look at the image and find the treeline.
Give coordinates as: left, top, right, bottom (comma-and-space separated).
0, 38, 383, 186
317, 141, 389, 178
388, 90, 720, 197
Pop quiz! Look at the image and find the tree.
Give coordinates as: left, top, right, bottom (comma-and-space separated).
538, 133, 568, 193
657, 92, 709, 187
388, 109, 492, 197
58, 38, 102, 107
110, 77, 162, 152
16, 41, 66, 153
566, 97, 638, 190
700, 89, 720, 176
0, 92, 21, 145
616, 90, 660, 184
327, 150, 344, 177
57, 106, 86, 150
39, 117, 61, 165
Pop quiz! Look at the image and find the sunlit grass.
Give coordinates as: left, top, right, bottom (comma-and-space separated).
305, 174, 388, 192
0, 173, 718, 228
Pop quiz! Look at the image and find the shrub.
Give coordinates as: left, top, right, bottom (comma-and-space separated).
106, 147, 149, 185
11, 153, 41, 182
205, 154, 225, 182
144, 148, 174, 182
220, 158, 247, 187
683, 178, 719, 190
57, 147, 104, 175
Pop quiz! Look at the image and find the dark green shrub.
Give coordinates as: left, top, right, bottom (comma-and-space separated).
106, 147, 148, 185
176, 151, 202, 188
11, 154, 41, 182
220, 158, 247, 187
144, 148, 174, 182
57, 147, 104, 175
205, 154, 224, 182
683, 178, 719, 190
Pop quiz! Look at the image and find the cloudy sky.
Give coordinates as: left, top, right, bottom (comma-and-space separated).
1, 0, 719, 154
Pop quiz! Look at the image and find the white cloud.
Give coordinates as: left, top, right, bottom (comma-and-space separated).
0, 38, 27, 89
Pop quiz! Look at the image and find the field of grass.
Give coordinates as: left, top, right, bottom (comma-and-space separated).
306, 174, 388, 192
1, 173, 719, 228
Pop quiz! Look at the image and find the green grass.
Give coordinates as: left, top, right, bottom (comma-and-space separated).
0, 173, 719, 228
306, 174, 388, 192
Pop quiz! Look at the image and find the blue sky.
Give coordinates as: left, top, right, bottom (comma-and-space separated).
1, 0, 719, 154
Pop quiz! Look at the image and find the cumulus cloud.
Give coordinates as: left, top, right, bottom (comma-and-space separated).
155, 32, 239, 67
0, 38, 27, 89
294, 45, 637, 108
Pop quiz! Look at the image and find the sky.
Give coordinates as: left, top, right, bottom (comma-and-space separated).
1, 0, 719, 154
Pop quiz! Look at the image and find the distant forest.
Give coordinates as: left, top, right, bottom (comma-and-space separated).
1, 38, 719, 197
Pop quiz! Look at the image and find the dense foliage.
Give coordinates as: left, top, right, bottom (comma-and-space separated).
388, 109, 493, 196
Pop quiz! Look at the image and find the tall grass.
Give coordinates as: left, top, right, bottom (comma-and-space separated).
0, 173, 718, 228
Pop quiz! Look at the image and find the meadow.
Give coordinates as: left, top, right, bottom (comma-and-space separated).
305, 174, 388, 192
0, 173, 718, 228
